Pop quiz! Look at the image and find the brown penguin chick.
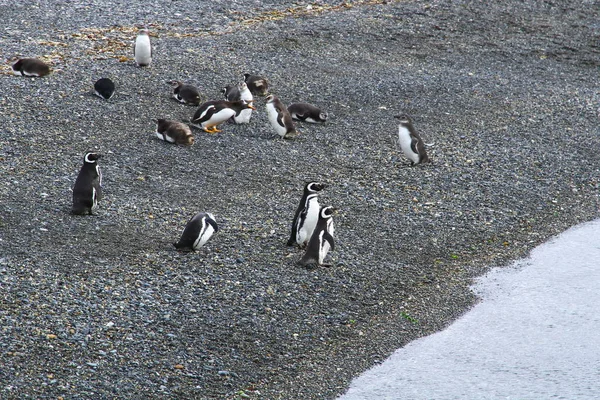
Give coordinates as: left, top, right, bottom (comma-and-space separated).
154, 119, 194, 145
11, 58, 51, 77
244, 73, 269, 96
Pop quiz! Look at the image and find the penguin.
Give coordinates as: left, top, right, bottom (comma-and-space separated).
94, 78, 115, 100
72, 152, 102, 215
394, 114, 430, 166
222, 84, 241, 102
173, 212, 218, 251
233, 82, 254, 124
244, 73, 269, 96
288, 103, 328, 123
154, 119, 194, 145
298, 206, 336, 268
190, 100, 256, 133
287, 181, 326, 247
133, 28, 152, 67
266, 95, 298, 139
168, 80, 201, 105
11, 58, 51, 77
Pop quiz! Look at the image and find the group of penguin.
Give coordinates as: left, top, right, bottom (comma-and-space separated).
11, 27, 431, 268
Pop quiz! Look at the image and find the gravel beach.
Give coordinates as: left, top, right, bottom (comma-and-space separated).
1, 0, 599, 399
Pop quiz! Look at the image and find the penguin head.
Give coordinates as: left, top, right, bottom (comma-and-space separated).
319, 112, 328, 122
238, 82, 249, 92
320, 206, 336, 219
394, 114, 413, 125
306, 181, 326, 193
167, 80, 182, 88
84, 152, 102, 164
265, 94, 276, 104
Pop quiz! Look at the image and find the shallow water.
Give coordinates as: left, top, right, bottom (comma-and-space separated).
340, 219, 600, 400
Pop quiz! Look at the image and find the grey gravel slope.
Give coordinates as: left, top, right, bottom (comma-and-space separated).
1, 0, 599, 399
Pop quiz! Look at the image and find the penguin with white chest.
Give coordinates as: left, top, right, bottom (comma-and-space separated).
72, 152, 102, 215
266, 95, 298, 139
133, 28, 152, 67
394, 114, 430, 166
233, 82, 254, 124
168, 80, 201, 105
11, 58, 51, 77
287, 181, 326, 247
191, 100, 255, 133
173, 212, 218, 252
288, 103, 328, 123
298, 206, 336, 268
154, 119, 194, 145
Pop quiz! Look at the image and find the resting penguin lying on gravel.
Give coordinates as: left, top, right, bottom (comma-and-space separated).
190, 100, 256, 133
288, 103, 328, 123
173, 212, 218, 251
11, 57, 51, 77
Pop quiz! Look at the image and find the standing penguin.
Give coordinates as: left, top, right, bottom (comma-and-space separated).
288, 103, 328, 123
287, 181, 326, 247
72, 152, 102, 215
173, 212, 218, 251
191, 100, 255, 133
168, 80, 201, 105
11, 58, 51, 77
265, 95, 298, 139
298, 206, 336, 268
94, 78, 115, 100
394, 114, 430, 166
154, 119, 194, 145
133, 28, 152, 67
233, 82, 254, 124
244, 73, 269, 96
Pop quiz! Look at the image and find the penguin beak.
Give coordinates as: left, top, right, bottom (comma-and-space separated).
248, 105, 257, 110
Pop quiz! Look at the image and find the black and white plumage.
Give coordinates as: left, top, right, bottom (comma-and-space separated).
72, 152, 102, 215
394, 114, 430, 166
287, 182, 326, 247
191, 100, 256, 133
244, 73, 269, 96
265, 95, 298, 139
94, 78, 115, 100
222, 84, 241, 102
11, 58, 51, 77
173, 212, 218, 251
233, 82, 253, 124
288, 103, 328, 123
133, 29, 152, 67
154, 119, 194, 145
298, 206, 336, 268
168, 80, 201, 105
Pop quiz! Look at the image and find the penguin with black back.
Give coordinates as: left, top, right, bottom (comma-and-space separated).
72, 152, 102, 215
394, 114, 430, 166
222, 84, 241, 102
173, 212, 218, 251
94, 78, 115, 100
11, 58, 51, 77
287, 181, 326, 247
191, 100, 255, 133
266, 95, 298, 139
168, 80, 201, 105
298, 206, 336, 269
288, 103, 328, 123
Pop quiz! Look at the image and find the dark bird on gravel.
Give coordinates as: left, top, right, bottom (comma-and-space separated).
94, 78, 115, 100
288, 103, 328, 123
223, 82, 254, 124
298, 206, 336, 269
244, 73, 269, 96
133, 28, 152, 67
72, 152, 102, 215
11, 58, 51, 77
266, 95, 298, 139
190, 100, 256, 133
168, 80, 201, 105
222, 84, 241, 102
288, 182, 326, 248
394, 114, 430, 166
154, 119, 194, 145
173, 212, 218, 251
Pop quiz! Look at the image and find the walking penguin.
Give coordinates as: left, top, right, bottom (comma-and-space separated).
298, 206, 336, 268
394, 114, 430, 166
72, 152, 102, 215
287, 182, 326, 247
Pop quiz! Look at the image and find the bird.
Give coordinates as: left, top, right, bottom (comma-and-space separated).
298, 206, 336, 268
287, 182, 326, 247
154, 119, 194, 145
244, 73, 269, 96
168, 80, 201, 105
190, 100, 256, 133
133, 28, 152, 67
222, 84, 241, 102
94, 78, 115, 100
394, 114, 430, 166
72, 152, 102, 215
11, 58, 51, 77
265, 95, 299, 139
173, 212, 219, 251
233, 82, 254, 124
288, 103, 328, 123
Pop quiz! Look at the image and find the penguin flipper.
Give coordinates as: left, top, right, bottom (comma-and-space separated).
323, 231, 335, 251
206, 217, 219, 233
410, 136, 420, 155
